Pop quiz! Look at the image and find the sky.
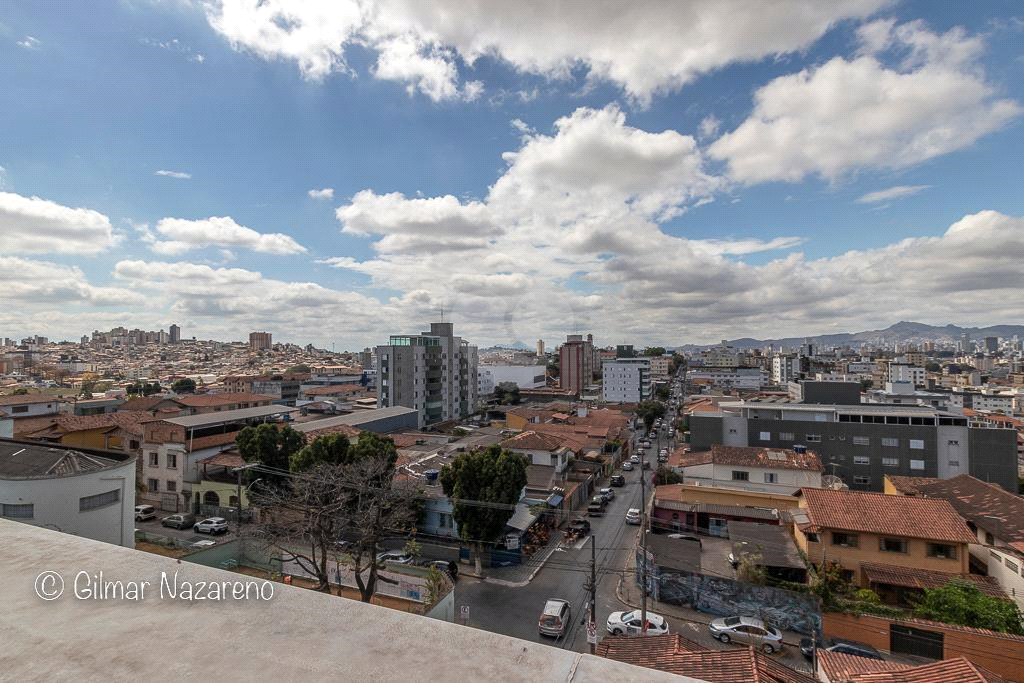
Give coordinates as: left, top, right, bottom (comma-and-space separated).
1, 0, 1023, 350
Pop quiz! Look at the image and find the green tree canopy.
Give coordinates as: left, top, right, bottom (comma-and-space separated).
286, 364, 311, 374
914, 579, 1023, 634
290, 432, 351, 472
171, 377, 196, 394
439, 445, 528, 575
636, 400, 667, 430
493, 382, 521, 405
236, 423, 306, 489
642, 347, 666, 357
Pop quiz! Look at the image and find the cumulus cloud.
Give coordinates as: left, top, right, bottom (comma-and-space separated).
308, 187, 334, 200
155, 169, 192, 179
698, 115, 721, 139
144, 216, 307, 255
0, 192, 118, 255
17, 35, 41, 50
709, 21, 1021, 183
856, 184, 931, 204
0, 256, 143, 306
204, 0, 886, 102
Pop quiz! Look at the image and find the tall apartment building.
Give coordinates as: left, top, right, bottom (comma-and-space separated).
168, 324, 181, 343
771, 354, 802, 384
559, 334, 595, 395
376, 322, 478, 428
249, 331, 272, 351
689, 383, 1017, 493
888, 362, 926, 387
602, 357, 651, 403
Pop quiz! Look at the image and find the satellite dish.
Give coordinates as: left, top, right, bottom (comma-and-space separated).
822, 475, 848, 491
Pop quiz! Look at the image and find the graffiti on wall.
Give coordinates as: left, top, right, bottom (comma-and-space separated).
637, 552, 821, 636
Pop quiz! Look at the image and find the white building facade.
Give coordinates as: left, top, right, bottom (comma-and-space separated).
602, 358, 651, 403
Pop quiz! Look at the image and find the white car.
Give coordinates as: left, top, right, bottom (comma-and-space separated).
193, 517, 229, 535
629, 454, 641, 463
134, 504, 156, 522
606, 610, 669, 636
625, 508, 641, 525
621, 461, 635, 471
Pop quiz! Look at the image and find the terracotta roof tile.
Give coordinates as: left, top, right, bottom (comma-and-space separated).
23, 411, 157, 438
502, 430, 566, 452
849, 656, 1007, 683
860, 561, 1007, 598
817, 650, 912, 681
0, 394, 65, 406
885, 475, 941, 496
801, 487, 976, 544
681, 444, 823, 471
911, 474, 1024, 543
175, 392, 275, 407
187, 432, 240, 452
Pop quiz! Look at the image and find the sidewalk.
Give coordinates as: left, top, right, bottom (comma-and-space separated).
461, 529, 564, 587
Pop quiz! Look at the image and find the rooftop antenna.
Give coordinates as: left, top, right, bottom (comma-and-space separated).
440, 306, 445, 322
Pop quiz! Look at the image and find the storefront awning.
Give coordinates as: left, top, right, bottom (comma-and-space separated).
506, 504, 539, 532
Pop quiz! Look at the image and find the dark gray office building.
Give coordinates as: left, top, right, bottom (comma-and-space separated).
690, 398, 1017, 493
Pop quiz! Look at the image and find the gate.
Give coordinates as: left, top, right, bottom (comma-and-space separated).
890, 623, 943, 660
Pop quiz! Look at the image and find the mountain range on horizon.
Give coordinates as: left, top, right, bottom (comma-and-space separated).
683, 321, 1024, 352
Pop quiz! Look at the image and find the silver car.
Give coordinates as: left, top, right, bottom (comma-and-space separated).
708, 615, 784, 654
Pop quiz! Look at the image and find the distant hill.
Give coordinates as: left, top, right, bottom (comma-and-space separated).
681, 321, 1024, 351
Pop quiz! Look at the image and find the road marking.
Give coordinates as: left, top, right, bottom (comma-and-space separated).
687, 623, 699, 632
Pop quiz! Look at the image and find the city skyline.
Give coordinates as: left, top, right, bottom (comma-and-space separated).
2, 2, 1024, 349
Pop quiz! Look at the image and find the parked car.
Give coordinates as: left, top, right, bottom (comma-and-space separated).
134, 504, 156, 522
609, 475, 626, 487
538, 598, 571, 638
607, 610, 669, 636
621, 461, 635, 471
629, 454, 641, 463
599, 487, 615, 502
377, 550, 414, 565
800, 637, 884, 661
193, 517, 229, 535
708, 616, 784, 654
419, 559, 459, 580
160, 513, 196, 529
587, 497, 606, 516
566, 518, 591, 536
667, 533, 702, 548
625, 508, 641, 525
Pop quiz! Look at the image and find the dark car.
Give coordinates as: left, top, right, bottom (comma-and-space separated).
420, 559, 459, 580
609, 475, 626, 487
567, 519, 591, 535
800, 637, 884, 661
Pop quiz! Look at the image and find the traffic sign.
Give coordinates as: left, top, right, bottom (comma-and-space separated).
460, 605, 470, 619
586, 621, 598, 644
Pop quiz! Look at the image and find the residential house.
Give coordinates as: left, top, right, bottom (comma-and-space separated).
0, 394, 65, 420
174, 392, 275, 415
791, 487, 985, 603
651, 483, 796, 536
670, 444, 823, 494
816, 650, 1007, 683
886, 473, 1024, 609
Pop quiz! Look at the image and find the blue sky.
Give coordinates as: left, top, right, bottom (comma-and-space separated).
1, 0, 1023, 349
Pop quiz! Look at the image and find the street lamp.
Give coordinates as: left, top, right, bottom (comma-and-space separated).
232, 463, 261, 524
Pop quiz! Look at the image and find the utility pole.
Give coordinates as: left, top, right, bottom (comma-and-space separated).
588, 533, 597, 654
640, 459, 648, 636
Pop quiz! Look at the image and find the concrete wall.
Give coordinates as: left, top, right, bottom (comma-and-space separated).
823, 611, 1024, 682
0, 458, 136, 547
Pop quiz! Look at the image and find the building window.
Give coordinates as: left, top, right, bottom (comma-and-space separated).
853, 436, 870, 446
759, 431, 771, 441
167, 453, 177, 469
948, 460, 960, 468
764, 472, 778, 484
806, 532, 819, 543
910, 460, 925, 470
853, 476, 871, 486
990, 550, 1002, 563
147, 478, 159, 493
10, 405, 28, 414
129, 440, 140, 450
986, 532, 995, 545
1006, 560, 1019, 575
149, 452, 159, 467
909, 439, 925, 449
853, 456, 870, 465
880, 537, 908, 553
948, 440, 959, 446
1, 503, 34, 519
806, 434, 822, 443
79, 489, 120, 512
832, 532, 859, 548
731, 470, 749, 481
881, 437, 899, 447
926, 543, 957, 560
167, 481, 177, 492
728, 428, 737, 434
779, 432, 794, 441
882, 457, 899, 467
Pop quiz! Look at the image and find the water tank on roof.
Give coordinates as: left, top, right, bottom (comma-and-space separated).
424, 469, 440, 483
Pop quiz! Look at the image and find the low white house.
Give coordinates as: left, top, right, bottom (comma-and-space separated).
673, 444, 824, 494
0, 438, 136, 548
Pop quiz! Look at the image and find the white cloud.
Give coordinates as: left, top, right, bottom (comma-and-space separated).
856, 184, 931, 204
710, 21, 1021, 183
204, 0, 887, 102
0, 192, 118, 255
308, 187, 335, 200
155, 169, 192, 179
17, 35, 40, 49
0, 256, 143, 306
146, 216, 307, 255
698, 115, 721, 139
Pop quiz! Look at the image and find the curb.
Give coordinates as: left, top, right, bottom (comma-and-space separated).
484, 544, 560, 588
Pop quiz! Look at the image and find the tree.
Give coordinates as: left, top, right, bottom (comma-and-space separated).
925, 362, 941, 372
290, 432, 351, 472
286, 364, 311, 374
642, 347, 666, 357
809, 560, 854, 608
653, 466, 683, 486
171, 377, 196, 394
236, 424, 306, 489
654, 386, 670, 401
493, 382, 521, 405
439, 445, 529, 575
914, 579, 1023, 634
636, 400, 667, 430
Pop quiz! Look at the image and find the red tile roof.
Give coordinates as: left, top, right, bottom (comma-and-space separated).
0, 394, 65, 406
910, 474, 1024, 544
801, 487, 976, 543
817, 650, 911, 681
694, 444, 823, 471
23, 411, 157, 438
502, 430, 567, 452
175, 392, 275, 407
187, 432, 240, 452
885, 475, 941, 495
848, 656, 1007, 683
861, 561, 1007, 598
